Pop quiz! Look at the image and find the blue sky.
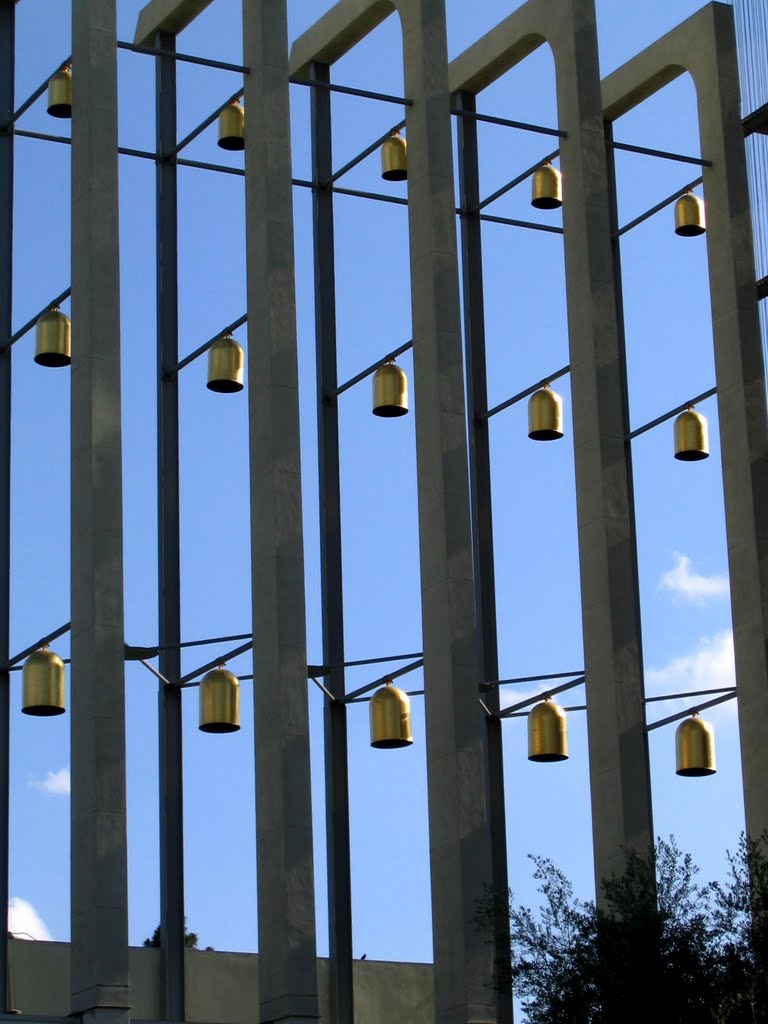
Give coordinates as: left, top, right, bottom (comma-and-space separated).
4, 0, 753, 968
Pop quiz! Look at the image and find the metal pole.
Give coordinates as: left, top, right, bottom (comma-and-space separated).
310, 61, 354, 1024
0, 0, 13, 1011
155, 30, 185, 1021
456, 89, 513, 1024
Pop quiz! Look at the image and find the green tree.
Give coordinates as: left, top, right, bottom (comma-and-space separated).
143, 920, 200, 950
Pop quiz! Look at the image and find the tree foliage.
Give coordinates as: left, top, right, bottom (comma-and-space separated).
143, 920, 201, 950
496, 835, 768, 1024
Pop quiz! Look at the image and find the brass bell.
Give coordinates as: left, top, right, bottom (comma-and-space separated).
207, 333, 244, 393
47, 65, 72, 119
217, 100, 245, 151
528, 697, 568, 762
674, 191, 706, 237
531, 162, 562, 210
370, 680, 413, 748
674, 405, 709, 461
34, 307, 71, 367
372, 359, 408, 417
675, 713, 716, 776
199, 665, 240, 733
22, 645, 66, 716
528, 383, 563, 440
381, 130, 407, 182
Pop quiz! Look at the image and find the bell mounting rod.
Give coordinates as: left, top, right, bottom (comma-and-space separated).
627, 385, 717, 440
334, 340, 414, 397
174, 312, 247, 373
341, 658, 424, 704
309, 676, 336, 702
5, 621, 71, 669
3, 54, 71, 128
330, 119, 406, 184
477, 211, 563, 235
178, 638, 253, 686
117, 40, 249, 76
291, 76, 412, 108
481, 667, 585, 689
476, 148, 560, 213
170, 87, 244, 159
498, 675, 586, 718
646, 689, 737, 732
138, 659, 175, 689
618, 175, 704, 237
451, 107, 566, 140
608, 139, 712, 167
336, 651, 424, 669
483, 364, 571, 421
4, 286, 71, 350
645, 686, 736, 705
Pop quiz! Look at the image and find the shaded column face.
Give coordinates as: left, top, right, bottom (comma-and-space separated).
70, 0, 130, 1014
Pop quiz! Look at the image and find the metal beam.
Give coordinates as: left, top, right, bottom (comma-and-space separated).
310, 62, 354, 1024
456, 88, 513, 1024
155, 30, 185, 1023
0, 0, 13, 1012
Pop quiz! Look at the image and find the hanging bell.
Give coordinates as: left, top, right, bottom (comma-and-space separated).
675, 714, 716, 776
34, 307, 71, 367
207, 333, 244, 393
199, 666, 240, 733
381, 130, 407, 182
372, 359, 408, 417
47, 65, 72, 119
22, 646, 66, 716
531, 162, 562, 210
528, 383, 563, 440
528, 698, 568, 762
674, 405, 709, 461
370, 680, 413, 748
217, 100, 245, 151
674, 191, 706, 237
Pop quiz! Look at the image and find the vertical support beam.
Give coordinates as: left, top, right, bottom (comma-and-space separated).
309, 62, 354, 1024
399, 6, 496, 1022
70, 1, 130, 1020
243, 7, 319, 1024
456, 90, 513, 1024
695, 5, 768, 843
552, 1, 654, 890
155, 31, 185, 1023
0, 1, 13, 1012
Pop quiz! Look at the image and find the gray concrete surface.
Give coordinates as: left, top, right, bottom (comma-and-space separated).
134, 0, 215, 46
70, 0, 130, 1017
243, 3, 319, 1023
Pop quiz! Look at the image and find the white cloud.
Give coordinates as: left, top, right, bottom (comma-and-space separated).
29, 767, 70, 797
645, 630, 736, 718
658, 552, 730, 605
8, 897, 52, 941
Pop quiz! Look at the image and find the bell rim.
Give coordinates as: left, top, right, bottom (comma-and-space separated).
528, 427, 563, 441
528, 751, 569, 763
372, 403, 408, 417
676, 765, 716, 777
675, 223, 706, 237
371, 736, 413, 749
21, 704, 66, 717
47, 103, 72, 118
199, 721, 241, 734
381, 168, 407, 182
531, 195, 562, 210
217, 136, 245, 152
34, 352, 71, 368
207, 378, 244, 393
674, 448, 709, 461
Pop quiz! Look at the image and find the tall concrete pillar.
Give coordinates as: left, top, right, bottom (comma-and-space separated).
602, 1, 768, 846
70, 2, 130, 1021
292, 3, 497, 1021
243, 4, 319, 1023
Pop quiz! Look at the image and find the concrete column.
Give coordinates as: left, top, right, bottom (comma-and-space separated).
602, 1, 768, 848
70, 1, 130, 1020
243, 4, 319, 1023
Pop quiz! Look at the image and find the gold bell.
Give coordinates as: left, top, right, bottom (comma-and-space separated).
34, 307, 71, 367
372, 359, 408, 417
674, 191, 706, 237
528, 383, 563, 441
47, 65, 72, 119
674, 405, 709, 461
207, 333, 244, 393
199, 665, 240, 733
22, 645, 66, 716
531, 162, 562, 210
381, 130, 407, 182
370, 680, 413, 748
528, 698, 568, 762
217, 100, 245, 151
675, 713, 716, 776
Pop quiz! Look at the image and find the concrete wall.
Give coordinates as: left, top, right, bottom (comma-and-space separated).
7, 942, 434, 1024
